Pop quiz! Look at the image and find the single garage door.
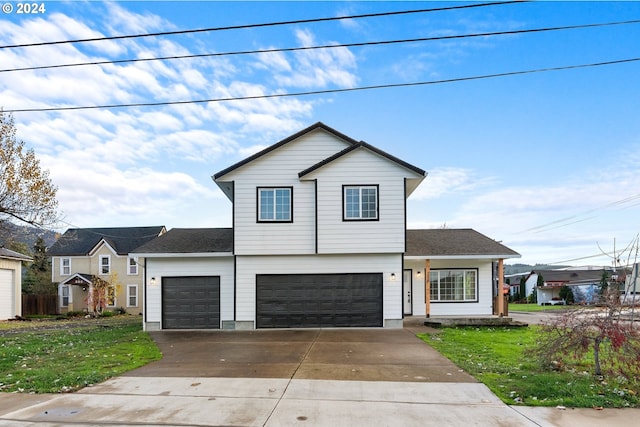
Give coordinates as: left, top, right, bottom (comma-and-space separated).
0, 269, 15, 320
162, 276, 220, 329
256, 273, 383, 328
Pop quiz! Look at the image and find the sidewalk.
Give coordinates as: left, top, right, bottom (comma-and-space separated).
1, 376, 639, 426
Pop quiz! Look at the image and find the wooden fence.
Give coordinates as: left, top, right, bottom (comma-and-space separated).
22, 295, 58, 316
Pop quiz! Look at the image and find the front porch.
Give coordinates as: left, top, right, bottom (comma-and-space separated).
403, 315, 527, 328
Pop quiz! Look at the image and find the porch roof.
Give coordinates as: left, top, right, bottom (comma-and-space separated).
405, 229, 520, 259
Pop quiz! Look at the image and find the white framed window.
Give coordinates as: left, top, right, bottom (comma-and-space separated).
61, 285, 70, 307
127, 284, 138, 307
106, 285, 116, 307
343, 185, 378, 220
61, 258, 71, 275
429, 269, 478, 302
99, 255, 110, 275
257, 187, 292, 222
128, 257, 138, 275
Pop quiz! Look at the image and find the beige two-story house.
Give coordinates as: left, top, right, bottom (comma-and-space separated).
48, 226, 165, 314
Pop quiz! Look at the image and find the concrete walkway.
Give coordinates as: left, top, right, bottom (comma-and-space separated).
1, 317, 638, 426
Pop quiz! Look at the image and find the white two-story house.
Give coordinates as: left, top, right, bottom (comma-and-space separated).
134, 123, 519, 330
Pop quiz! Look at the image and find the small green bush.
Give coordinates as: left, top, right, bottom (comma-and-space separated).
65, 311, 85, 318
100, 310, 114, 317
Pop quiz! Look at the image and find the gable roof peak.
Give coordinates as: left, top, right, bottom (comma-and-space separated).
213, 122, 360, 181
298, 139, 426, 178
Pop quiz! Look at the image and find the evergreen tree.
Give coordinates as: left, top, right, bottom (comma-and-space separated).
23, 237, 55, 295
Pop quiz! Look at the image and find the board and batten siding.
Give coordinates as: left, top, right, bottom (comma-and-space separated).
303, 149, 409, 254
404, 259, 495, 316
235, 253, 404, 327
218, 130, 350, 256
145, 256, 234, 330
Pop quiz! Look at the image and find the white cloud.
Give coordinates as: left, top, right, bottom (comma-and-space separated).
0, 4, 356, 231
268, 29, 358, 89
411, 167, 496, 200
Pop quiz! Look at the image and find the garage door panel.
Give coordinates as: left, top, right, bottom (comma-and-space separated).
0, 269, 15, 320
256, 273, 382, 328
162, 276, 220, 329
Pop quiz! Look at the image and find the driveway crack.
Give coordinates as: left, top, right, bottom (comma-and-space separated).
262, 329, 321, 426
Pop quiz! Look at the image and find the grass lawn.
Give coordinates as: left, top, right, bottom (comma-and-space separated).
419, 326, 640, 408
0, 315, 161, 393
508, 303, 568, 312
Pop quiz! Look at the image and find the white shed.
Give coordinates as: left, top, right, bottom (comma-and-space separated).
0, 247, 32, 320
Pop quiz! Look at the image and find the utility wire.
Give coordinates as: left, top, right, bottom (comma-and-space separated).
3, 19, 638, 73
0, 1, 521, 50
524, 192, 640, 234
5, 57, 639, 113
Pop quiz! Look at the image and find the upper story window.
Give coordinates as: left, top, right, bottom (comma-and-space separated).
257, 187, 292, 222
99, 255, 111, 275
343, 185, 378, 221
60, 258, 71, 275
429, 269, 478, 302
128, 257, 138, 275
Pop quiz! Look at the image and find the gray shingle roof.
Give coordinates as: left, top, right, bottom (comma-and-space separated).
132, 228, 233, 254
47, 226, 166, 256
531, 269, 606, 283
0, 247, 32, 261
133, 228, 516, 258
405, 229, 520, 258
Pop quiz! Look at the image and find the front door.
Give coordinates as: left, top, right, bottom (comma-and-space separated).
403, 270, 412, 315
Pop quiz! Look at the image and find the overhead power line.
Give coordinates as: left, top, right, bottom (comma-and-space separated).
0, 1, 521, 49
3, 19, 638, 73
524, 192, 640, 234
5, 56, 639, 114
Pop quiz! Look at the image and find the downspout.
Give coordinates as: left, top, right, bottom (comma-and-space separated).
142, 259, 147, 328
402, 178, 407, 318
314, 179, 318, 254
232, 181, 236, 324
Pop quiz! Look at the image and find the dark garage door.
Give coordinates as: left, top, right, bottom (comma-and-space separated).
256, 273, 383, 328
162, 276, 220, 329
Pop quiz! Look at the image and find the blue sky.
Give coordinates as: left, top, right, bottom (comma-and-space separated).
1, 1, 639, 266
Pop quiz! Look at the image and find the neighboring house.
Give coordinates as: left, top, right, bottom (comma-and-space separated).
0, 247, 32, 319
48, 226, 166, 314
133, 122, 520, 330
529, 269, 615, 305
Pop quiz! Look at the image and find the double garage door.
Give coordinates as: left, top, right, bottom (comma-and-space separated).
256, 273, 383, 328
162, 276, 220, 329
160, 273, 383, 329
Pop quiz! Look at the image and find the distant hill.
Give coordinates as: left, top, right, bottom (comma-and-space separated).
504, 263, 571, 275
0, 221, 58, 253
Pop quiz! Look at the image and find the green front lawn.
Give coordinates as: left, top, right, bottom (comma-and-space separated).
419, 326, 639, 408
508, 303, 568, 312
0, 315, 161, 393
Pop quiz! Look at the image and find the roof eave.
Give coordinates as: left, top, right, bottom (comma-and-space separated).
132, 252, 234, 258
214, 122, 359, 180
299, 141, 426, 179
405, 254, 521, 260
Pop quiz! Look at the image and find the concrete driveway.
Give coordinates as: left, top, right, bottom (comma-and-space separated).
123, 320, 475, 383
3, 318, 640, 426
